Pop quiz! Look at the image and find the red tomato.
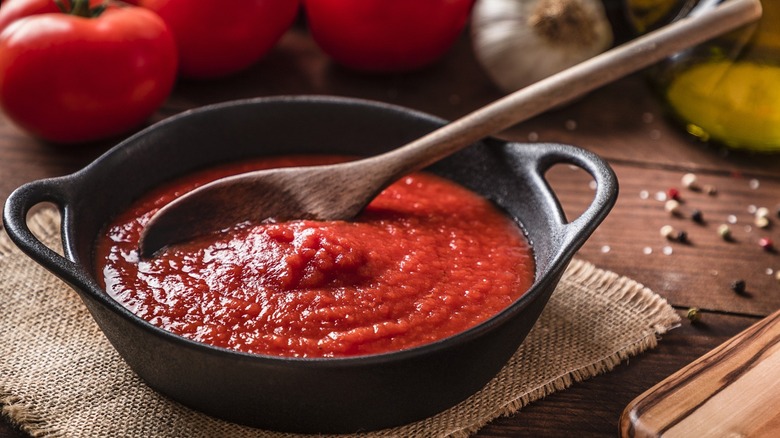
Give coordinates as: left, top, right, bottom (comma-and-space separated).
0, 0, 62, 30
304, 0, 475, 72
0, 0, 178, 144
134, 0, 300, 79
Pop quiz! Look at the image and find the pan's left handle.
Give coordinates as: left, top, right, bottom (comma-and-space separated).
3, 178, 91, 288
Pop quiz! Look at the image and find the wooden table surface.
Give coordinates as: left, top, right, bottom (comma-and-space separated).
2, 25, 780, 437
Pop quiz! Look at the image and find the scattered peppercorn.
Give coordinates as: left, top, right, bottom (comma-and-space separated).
756, 207, 770, 219
731, 279, 746, 294
665, 199, 682, 216
667, 188, 680, 201
759, 237, 774, 251
661, 225, 685, 241
755, 216, 770, 229
681, 173, 699, 190
686, 307, 702, 323
704, 184, 717, 196
691, 209, 703, 223
717, 224, 732, 240
659, 224, 688, 243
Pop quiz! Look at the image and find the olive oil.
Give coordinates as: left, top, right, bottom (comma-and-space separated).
627, 0, 780, 152
665, 60, 780, 150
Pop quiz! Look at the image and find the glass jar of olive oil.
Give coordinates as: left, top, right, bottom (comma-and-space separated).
625, 0, 780, 153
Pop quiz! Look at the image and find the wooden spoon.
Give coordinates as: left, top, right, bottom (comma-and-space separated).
139, 0, 761, 258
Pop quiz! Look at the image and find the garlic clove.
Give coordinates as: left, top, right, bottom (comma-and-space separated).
471, 0, 614, 93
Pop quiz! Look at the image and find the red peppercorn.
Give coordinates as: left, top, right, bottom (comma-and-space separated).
759, 237, 774, 251
667, 188, 680, 201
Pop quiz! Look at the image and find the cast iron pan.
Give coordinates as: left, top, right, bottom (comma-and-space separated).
3, 96, 617, 433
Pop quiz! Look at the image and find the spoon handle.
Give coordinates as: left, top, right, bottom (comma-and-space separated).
371, 0, 761, 180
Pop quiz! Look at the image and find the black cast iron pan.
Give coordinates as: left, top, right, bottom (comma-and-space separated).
3, 96, 617, 433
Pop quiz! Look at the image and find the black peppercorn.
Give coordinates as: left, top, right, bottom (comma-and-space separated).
731, 279, 746, 294
691, 209, 703, 223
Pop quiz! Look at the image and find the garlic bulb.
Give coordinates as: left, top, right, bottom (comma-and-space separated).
471, 0, 614, 93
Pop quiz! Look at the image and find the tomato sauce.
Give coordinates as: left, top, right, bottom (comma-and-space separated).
95, 156, 535, 358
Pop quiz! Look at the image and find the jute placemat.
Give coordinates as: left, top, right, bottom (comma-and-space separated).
0, 208, 680, 437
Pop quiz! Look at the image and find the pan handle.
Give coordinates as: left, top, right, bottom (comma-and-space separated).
522, 143, 618, 250
3, 178, 92, 288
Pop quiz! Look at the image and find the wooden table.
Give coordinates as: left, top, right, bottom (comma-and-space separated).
2, 27, 780, 437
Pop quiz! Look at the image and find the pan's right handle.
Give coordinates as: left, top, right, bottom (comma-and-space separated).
3, 178, 89, 287
524, 143, 619, 250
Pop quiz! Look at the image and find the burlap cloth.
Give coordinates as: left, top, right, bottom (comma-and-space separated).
0, 208, 680, 437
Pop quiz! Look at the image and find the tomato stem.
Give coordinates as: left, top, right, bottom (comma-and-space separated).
53, 0, 67, 13
53, 0, 108, 18
71, 0, 91, 16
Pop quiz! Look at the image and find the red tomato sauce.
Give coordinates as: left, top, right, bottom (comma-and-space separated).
95, 156, 535, 358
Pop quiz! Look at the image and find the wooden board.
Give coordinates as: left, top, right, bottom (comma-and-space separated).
620, 308, 780, 437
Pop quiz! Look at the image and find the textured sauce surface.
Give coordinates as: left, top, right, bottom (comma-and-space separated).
95, 156, 535, 357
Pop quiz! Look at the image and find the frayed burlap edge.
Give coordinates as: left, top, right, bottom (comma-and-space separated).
0, 396, 58, 438
0, 208, 681, 438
